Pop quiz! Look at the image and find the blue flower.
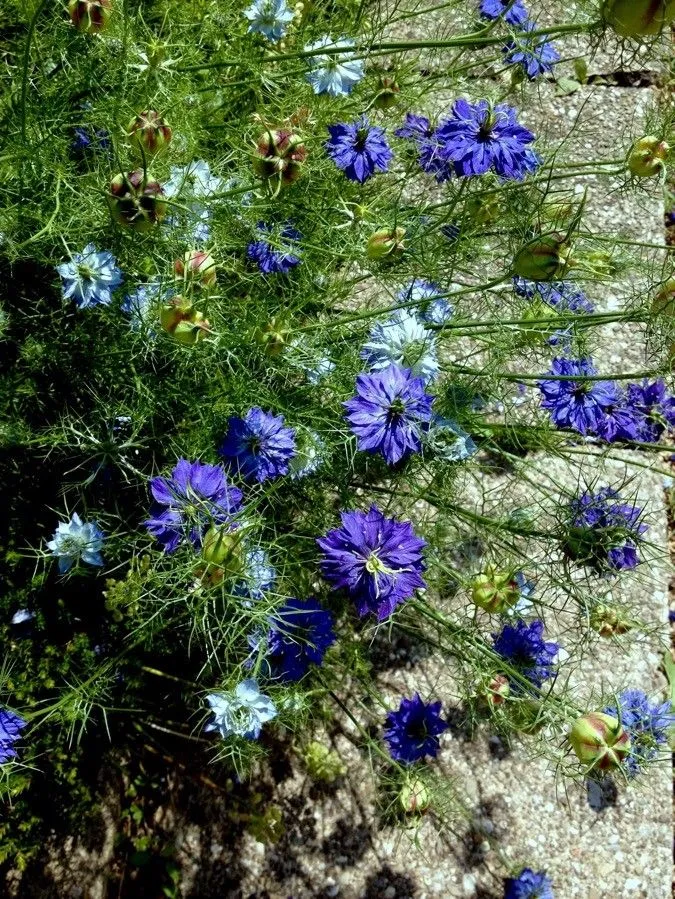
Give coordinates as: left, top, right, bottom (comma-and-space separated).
72, 125, 110, 155
144, 459, 243, 553
121, 281, 169, 330
234, 547, 277, 600
504, 23, 560, 80
267, 598, 336, 682
317, 506, 427, 620
247, 222, 302, 274
0, 709, 26, 764
566, 487, 647, 572
397, 279, 454, 326
219, 407, 296, 483
164, 160, 223, 242
57, 243, 123, 309
479, 0, 529, 25
325, 117, 393, 183
205, 679, 277, 740
504, 867, 554, 899
304, 36, 364, 96
625, 379, 675, 442
424, 416, 477, 461
435, 99, 539, 181
345, 364, 434, 465
305, 355, 336, 384
395, 114, 452, 182
603, 689, 675, 777
383, 694, 448, 763
512, 277, 594, 315
47, 513, 104, 574
492, 619, 558, 688
362, 310, 439, 382
243, 0, 294, 41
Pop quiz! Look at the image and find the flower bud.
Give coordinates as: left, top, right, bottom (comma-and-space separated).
174, 251, 217, 289
160, 297, 211, 345
68, 0, 112, 33
603, 0, 675, 37
108, 170, 166, 232
366, 227, 406, 261
512, 234, 571, 281
253, 129, 307, 187
399, 777, 430, 816
485, 674, 510, 707
471, 567, 520, 613
569, 712, 631, 771
373, 75, 401, 110
627, 135, 669, 178
202, 527, 243, 571
127, 110, 172, 157
255, 318, 290, 357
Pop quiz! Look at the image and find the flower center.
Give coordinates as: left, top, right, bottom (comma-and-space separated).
388, 397, 407, 420
355, 127, 370, 150
478, 109, 497, 141
77, 263, 95, 282
365, 552, 384, 574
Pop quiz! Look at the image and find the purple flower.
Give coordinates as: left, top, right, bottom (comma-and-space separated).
317, 506, 427, 620
504, 868, 554, 899
435, 99, 539, 181
503, 23, 560, 80
536, 357, 629, 437
145, 459, 243, 553
325, 116, 393, 183
395, 113, 452, 182
566, 487, 647, 572
0, 709, 26, 764
267, 598, 336, 682
479, 0, 529, 26
344, 364, 433, 465
625, 379, 675, 443
492, 619, 558, 688
604, 689, 675, 777
219, 407, 296, 483
384, 694, 448, 763
247, 222, 302, 274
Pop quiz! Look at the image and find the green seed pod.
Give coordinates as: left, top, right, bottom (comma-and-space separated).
603, 0, 675, 37
471, 567, 520, 613
253, 129, 307, 187
399, 777, 430, 816
128, 110, 173, 157
174, 250, 217, 289
160, 297, 211, 345
512, 234, 570, 281
373, 75, 401, 110
68, 0, 112, 34
201, 527, 244, 571
569, 712, 631, 771
108, 170, 166, 232
627, 135, 669, 178
256, 318, 290, 357
366, 227, 406, 261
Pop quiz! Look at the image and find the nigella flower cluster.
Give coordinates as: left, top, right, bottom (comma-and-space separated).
503, 867, 554, 899
265, 598, 336, 682
219, 408, 296, 483
492, 619, 558, 689
344, 364, 434, 465
317, 506, 427, 620
603, 689, 675, 777
503, 22, 560, 80
0, 708, 27, 764
247, 222, 302, 274
361, 310, 439, 382
384, 694, 448, 764
565, 487, 647, 572
48, 513, 105, 574
325, 117, 393, 183
57, 244, 123, 309
145, 459, 243, 553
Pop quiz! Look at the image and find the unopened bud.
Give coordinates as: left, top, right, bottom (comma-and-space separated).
627, 135, 669, 178
512, 234, 571, 281
603, 0, 675, 37
399, 777, 430, 815
465, 193, 501, 225
569, 712, 631, 771
366, 227, 406, 261
373, 75, 401, 110
202, 527, 243, 571
160, 297, 211, 345
108, 170, 166, 231
128, 110, 172, 157
174, 251, 217, 289
256, 318, 290, 357
69, 0, 112, 33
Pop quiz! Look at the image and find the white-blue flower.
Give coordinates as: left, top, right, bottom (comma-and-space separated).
304, 36, 364, 97
288, 430, 324, 479
244, 0, 294, 41
47, 513, 105, 574
234, 547, 277, 600
205, 678, 277, 740
57, 244, 123, 309
164, 160, 223, 243
425, 416, 477, 461
362, 309, 439, 382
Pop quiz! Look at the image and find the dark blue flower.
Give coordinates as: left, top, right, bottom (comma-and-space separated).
435, 99, 539, 181
604, 689, 675, 777
145, 459, 244, 553
504, 867, 554, 899
625, 379, 675, 442
247, 222, 302, 274
267, 597, 336, 682
72, 125, 110, 155
567, 487, 647, 572
503, 23, 560, 80
317, 506, 427, 620
325, 116, 393, 183
492, 619, 558, 688
479, 0, 529, 26
219, 407, 296, 483
395, 113, 452, 181
512, 277, 594, 314
344, 364, 433, 465
384, 694, 448, 763
0, 708, 26, 764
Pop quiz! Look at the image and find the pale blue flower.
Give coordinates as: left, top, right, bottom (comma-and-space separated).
425, 416, 477, 461
164, 160, 223, 242
244, 0, 294, 41
362, 309, 439, 382
47, 513, 104, 574
205, 678, 277, 740
288, 430, 324, 479
57, 244, 123, 309
234, 547, 277, 600
305, 36, 364, 96
121, 282, 168, 330
306, 355, 336, 384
